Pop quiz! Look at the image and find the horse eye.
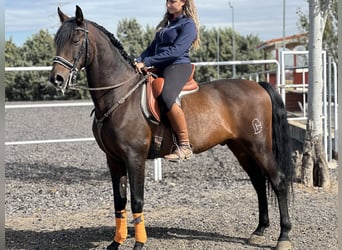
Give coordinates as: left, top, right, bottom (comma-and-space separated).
73, 40, 80, 45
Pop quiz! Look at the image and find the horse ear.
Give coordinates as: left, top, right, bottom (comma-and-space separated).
57, 7, 69, 23
75, 5, 84, 25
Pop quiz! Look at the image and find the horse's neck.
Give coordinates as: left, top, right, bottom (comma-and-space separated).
87, 42, 134, 87
86, 32, 138, 115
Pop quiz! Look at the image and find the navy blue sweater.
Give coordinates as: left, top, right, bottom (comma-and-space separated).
136, 15, 197, 69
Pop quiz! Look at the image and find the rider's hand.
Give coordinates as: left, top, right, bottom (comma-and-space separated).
135, 62, 146, 74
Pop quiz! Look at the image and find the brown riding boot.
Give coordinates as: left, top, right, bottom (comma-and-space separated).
164, 104, 193, 162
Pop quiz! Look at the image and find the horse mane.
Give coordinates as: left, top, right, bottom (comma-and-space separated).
55, 17, 133, 66
89, 21, 133, 65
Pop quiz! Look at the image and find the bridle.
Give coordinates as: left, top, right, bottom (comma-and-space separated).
52, 20, 142, 94
52, 21, 89, 94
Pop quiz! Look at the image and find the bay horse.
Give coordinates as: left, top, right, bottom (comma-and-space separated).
49, 6, 293, 250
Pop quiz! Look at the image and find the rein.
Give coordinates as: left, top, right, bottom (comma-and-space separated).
69, 73, 140, 91
93, 70, 158, 122
94, 74, 147, 123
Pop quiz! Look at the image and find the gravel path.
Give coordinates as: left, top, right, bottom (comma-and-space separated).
5, 101, 338, 250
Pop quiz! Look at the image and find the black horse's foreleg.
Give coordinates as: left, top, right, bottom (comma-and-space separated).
107, 156, 128, 248
126, 154, 147, 249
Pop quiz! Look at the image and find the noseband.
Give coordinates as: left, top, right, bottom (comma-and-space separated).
52, 21, 89, 93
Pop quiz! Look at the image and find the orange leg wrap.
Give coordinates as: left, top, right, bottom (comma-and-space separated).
133, 213, 147, 244
114, 210, 128, 244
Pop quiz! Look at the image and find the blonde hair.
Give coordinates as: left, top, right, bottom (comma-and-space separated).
156, 0, 201, 50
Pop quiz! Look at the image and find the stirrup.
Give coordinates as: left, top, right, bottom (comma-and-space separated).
164, 143, 193, 162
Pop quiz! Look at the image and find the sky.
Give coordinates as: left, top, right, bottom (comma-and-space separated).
5, 0, 309, 46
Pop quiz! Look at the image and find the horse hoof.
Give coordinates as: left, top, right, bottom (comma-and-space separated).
276, 240, 292, 250
133, 241, 144, 250
107, 241, 120, 250
248, 234, 266, 245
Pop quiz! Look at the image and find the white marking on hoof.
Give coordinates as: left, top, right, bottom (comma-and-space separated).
276, 240, 292, 250
248, 234, 266, 245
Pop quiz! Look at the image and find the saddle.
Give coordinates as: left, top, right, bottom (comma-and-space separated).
141, 64, 199, 124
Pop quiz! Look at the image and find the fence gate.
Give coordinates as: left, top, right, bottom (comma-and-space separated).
279, 50, 338, 161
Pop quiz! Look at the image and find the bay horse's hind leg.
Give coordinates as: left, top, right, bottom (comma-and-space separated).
249, 152, 292, 250
228, 143, 270, 245
258, 81, 293, 250
248, 151, 292, 250
268, 167, 292, 250
106, 156, 129, 250
245, 165, 270, 245
228, 139, 292, 250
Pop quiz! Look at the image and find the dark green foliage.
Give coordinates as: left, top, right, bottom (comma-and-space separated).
5, 30, 87, 101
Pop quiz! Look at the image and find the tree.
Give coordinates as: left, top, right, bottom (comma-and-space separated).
5, 40, 21, 100
5, 39, 22, 66
5, 29, 88, 101
117, 19, 152, 58
297, 0, 338, 62
22, 30, 59, 100
5, 39, 31, 100
22, 30, 55, 66
322, 0, 338, 63
191, 27, 220, 82
301, 0, 332, 189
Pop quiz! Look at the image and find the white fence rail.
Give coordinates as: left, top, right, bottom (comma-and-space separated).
5, 66, 52, 71
5, 137, 95, 146
5, 102, 92, 109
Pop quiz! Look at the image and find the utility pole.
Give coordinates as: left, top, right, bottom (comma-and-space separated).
282, 0, 286, 49
216, 30, 220, 79
228, 2, 236, 78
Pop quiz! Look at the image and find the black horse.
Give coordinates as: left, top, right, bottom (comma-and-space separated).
50, 6, 294, 250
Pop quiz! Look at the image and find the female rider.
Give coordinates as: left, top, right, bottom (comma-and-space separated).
135, 0, 200, 161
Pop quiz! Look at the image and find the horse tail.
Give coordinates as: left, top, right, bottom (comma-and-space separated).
258, 82, 294, 193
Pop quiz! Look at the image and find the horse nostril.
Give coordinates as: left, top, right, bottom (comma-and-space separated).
56, 75, 64, 84
51, 74, 65, 87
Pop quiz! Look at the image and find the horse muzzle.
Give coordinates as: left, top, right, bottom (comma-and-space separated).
50, 55, 80, 93
49, 73, 65, 88
49, 68, 72, 94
